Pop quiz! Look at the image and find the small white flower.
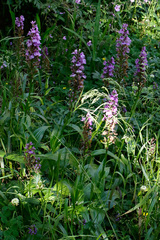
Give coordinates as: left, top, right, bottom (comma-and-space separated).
150, 74, 154, 78
11, 198, 19, 206
140, 185, 147, 192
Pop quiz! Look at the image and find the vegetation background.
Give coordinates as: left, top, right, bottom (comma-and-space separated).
0, 0, 160, 239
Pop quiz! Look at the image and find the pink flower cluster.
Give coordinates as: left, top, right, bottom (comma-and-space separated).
69, 49, 86, 103
26, 21, 41, 66
15, 15, 25, 31
116, 24, 131, 56
24, 142, 41, 172
102, 90, 118, 145
103, 90, 118, 122
101, 57, 115, 79
134, 46, 148, 89
115, 23, 131, 82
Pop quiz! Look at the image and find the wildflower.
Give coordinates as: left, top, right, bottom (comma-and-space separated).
134, 46, 148, 89
115, 5, 120, 12
49, 34, 53, 38
153, 82, 158, 89
69, 49, 86, 104
115, 23, 131, 83
101, 57, 115, 86
15, 15, 25, 59
122, 106, 127, 113
143, 212, 148, 216
148, 138, 156, 158
15, 15, 25, 31
42, 46, 48, 59
24, 142, 41, 173
130, 0, 134, 2
102, 90, 118, 146
82, 219, 86, 225
26, 21, 41, 68
11, 198, 19, 206
115, 213, 121, 222
28, 225, 37, 235
63, 87, 66, 89
81, 112, 93, 151
87, 40, 92, 46
34, 158, 41, 172
63, 36, 67, 40
75, 0, 81, 4
140, 185, 147, 192
1, 61, 7, 69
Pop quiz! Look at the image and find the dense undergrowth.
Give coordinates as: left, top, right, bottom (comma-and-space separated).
0, 0, 160, 239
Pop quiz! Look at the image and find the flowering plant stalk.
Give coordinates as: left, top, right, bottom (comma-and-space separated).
15, 15, 25, 93
101, 57, 115, 87
69, 49, 86, 108
102, 90, 118, 148
15, 15, 25, 60
81, 113, 93, 152
134, 46, 148, 90
26, 21, 41, 91
115, 24, 131, 84
24, 142, 41, 175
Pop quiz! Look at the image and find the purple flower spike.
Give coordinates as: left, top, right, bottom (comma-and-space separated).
134, 46, 148, 89
26, 21, 41, 68
115, 24, 131, 83
69, 49, 86, 105
15, 15, 25, 31
101, 57, 115, 86
28, 225, 37, 235
102, 90, 118, 145
24, 142, 41, 173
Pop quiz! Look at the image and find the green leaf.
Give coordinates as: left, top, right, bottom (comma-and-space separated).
63, 27, 91, 54
36, 13, 41, 31
0, 150, 6, 177
24, 198, 40, 205
92, 0, 101, 60
53, 181, 70, 197
41, 24, 56, 44
33, 126, 50, 143
91, 149, 128, 165
68, 123, 83, 139
6, 154, 25, 164
121, 186, 156, 216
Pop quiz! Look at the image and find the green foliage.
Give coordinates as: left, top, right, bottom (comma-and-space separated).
0, 0, 160, 239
